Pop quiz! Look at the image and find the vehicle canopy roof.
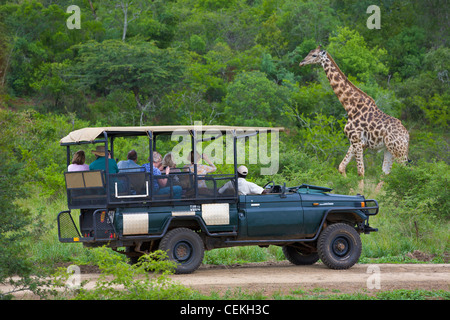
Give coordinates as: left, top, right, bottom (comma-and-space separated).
60, 125, 284, 145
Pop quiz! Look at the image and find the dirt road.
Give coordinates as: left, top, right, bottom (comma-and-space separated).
169, 262, 450, 296
3, 262, 449, 299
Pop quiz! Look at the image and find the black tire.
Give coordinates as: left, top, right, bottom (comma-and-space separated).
317, 223, 362, 270
282, 245, 319, 265
158, 228, 204, 274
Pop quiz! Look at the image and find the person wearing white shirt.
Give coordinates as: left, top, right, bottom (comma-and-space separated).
218, 165, 266, 195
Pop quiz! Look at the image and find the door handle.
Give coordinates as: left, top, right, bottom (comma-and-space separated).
250, 203, 260, 207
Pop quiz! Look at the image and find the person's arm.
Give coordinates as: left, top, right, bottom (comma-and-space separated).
158, 166, 170, 187
201, 154, 216, 172
248, 181, 264, 195
218, 181, 232, 194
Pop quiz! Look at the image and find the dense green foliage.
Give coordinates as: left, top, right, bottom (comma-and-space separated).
1, 0, 448, 126
0, 0, 448, 299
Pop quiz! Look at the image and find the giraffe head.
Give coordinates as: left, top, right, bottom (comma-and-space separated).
299, 45, 327, 67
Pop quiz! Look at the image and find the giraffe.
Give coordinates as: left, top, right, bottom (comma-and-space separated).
299, 46, 410, 178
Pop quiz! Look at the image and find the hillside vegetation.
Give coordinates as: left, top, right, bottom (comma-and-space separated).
0, 0, 448, 287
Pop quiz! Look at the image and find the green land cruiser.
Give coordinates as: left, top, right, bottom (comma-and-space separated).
57, 125, 378, 274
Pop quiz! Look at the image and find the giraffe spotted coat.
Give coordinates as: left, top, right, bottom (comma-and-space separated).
299, 46, 409, 177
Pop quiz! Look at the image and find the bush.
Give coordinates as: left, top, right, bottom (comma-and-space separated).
71, 247, 198, 300
294, 113, 348, 165
383, 160, 449, 219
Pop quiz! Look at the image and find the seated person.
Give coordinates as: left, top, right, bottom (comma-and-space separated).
218, 165, 266, 195
161, 152, 181, 185
184, 151, 216, 189
89, 146, 119, 174
142, 151, 182, 199
68, 150, 89, 172
117, 149, 144, 172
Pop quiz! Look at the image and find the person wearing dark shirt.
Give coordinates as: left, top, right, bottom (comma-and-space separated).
89, 145, 119, 174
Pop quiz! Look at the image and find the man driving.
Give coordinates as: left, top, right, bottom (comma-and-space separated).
218, 165, 266, 195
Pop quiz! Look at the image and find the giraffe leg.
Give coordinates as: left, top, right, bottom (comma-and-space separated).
353, 143, 365, 193
382, 149, 394, 175
354, 143, 365, 177
338, 145, 355, 177
375, 150, 394, 193
384, 133, 409, 170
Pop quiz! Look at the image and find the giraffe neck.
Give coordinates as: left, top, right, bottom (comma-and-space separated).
321, 53, 375, 114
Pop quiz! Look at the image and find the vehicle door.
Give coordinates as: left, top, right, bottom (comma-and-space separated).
242, 192, 304, 239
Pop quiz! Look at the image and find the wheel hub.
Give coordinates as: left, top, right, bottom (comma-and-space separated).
174, 241, 192, 262
332, 236, 350, 257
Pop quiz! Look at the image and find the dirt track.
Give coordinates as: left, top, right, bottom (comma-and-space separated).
3, 262, 449, 299
169, 262, 450, 296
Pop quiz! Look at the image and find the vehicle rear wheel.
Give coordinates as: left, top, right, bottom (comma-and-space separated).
317, 223, 362, 270
282, 245, 319, 265
158, 228, 204, 274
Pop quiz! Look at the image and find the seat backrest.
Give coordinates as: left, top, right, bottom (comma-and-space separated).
65, 171, 105, 189
65, 172, 85, 189
83, 171, 104, 188
129, 172, 147, 193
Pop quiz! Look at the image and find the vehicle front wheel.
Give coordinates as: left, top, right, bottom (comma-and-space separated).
317, 223, 362, 270
158, 228, 204, 274
282, 245, 319, 265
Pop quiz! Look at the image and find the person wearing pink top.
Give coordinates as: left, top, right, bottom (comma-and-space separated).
68, 150, 89, 172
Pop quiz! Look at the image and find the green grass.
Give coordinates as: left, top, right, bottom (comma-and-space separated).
203, 245, 284, 265
269, 287, 449, 300
201, 287, 449, 300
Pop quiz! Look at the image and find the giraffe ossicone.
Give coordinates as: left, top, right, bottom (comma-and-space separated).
299, 46, 410, 177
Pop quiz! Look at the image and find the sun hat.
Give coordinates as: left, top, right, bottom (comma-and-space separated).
91, 145, 106, 157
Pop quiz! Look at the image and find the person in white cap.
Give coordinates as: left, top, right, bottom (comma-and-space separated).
218, 165, 266, 195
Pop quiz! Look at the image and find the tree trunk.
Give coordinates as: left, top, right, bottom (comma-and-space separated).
133, 88, 155, 126
122, 2, 128, 42
87, 0, 97, 19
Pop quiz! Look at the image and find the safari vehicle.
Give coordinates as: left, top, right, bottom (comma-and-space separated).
57, 125, 379, 274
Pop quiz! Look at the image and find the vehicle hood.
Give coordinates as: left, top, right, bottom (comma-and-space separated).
300, 192, 365, 208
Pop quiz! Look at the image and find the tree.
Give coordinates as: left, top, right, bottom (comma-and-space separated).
386, 26, 427, 79
255, 13, 288, 58
326, 27, 388, 84
71, 39, 185, 125
224, 71, 292, 127
0, 0, 105, 95
0, 109, 36, 296
277, 0, 338, 51
99, 0, 147, 41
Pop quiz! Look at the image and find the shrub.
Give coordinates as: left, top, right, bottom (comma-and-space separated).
383, 160, 449, 219
72, 247, 197, 300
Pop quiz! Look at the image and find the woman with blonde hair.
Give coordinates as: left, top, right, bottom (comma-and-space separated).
162, 152, 178, 170
142, 151, 182, 198
162, 152, 181, 185
68, 150, 89, 172
184, 151, 216, 189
